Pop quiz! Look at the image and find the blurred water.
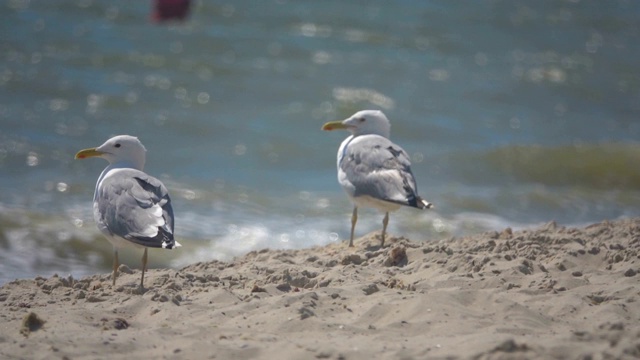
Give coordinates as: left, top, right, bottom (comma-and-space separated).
1, 0, 640, 284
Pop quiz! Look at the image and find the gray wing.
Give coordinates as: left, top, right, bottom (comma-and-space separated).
95, 169, 177, 249
340, 135, 427, 209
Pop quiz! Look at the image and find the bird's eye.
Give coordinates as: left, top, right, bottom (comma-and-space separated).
114, 143, 121, 148
359, 117, 366, 122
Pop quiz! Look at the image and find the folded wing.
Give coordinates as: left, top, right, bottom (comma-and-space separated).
339, 135, 428, 209
95, 169, 178, 249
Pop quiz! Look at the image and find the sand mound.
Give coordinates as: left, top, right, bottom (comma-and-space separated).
1, 219, 639, 359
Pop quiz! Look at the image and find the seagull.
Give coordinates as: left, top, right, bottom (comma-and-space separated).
75, 135, 180, 288
322, 110, 433, 247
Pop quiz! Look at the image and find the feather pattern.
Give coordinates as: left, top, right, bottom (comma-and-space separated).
338, 135, 429, 209
94, 168, 177, 249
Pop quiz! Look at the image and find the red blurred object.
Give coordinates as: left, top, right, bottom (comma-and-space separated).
151, 0, 191, 23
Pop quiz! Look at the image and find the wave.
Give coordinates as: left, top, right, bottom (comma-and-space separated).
449, 142, 640, 190
0, 203, 532, 285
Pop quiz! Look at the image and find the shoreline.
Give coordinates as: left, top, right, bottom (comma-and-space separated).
1, 218, 639, 359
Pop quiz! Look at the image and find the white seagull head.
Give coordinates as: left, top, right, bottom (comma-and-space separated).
75, 135, 147, 170
322, 110, 391, 138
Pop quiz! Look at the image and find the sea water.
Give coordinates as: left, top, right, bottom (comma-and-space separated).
1, 0, 639, 284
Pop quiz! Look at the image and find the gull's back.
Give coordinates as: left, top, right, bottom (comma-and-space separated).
94, 167, 176, 249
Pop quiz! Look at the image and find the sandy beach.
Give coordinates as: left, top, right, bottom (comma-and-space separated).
1, 218, 639, 359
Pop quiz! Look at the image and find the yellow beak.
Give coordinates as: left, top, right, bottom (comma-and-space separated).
321, 120, 349, 131
74, 147, 104, 160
